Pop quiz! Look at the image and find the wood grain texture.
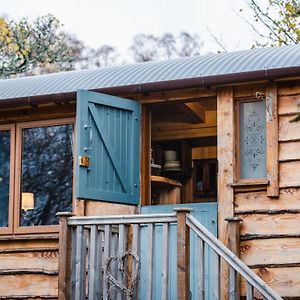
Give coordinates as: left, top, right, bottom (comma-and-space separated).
152, 126, 217, 141
278, 94, 300, 115
84, 201, 136, 216
176, 209, 190, 300
152, 110, 217, 132
240, 213, 300, 236
235, 188, 300, 213
141, 105, 151, 206
0, 251, 58, 273
192, 146, 217, 160
278, 80, 300, 96
0, 274, 58, 298
217, 86, 235, 300
137, 88, 216, 103
57, 212, 73, 300
234, 83, 267, 99
177, 102, 205, 123
279, 161, 300, 188
241, 267, 300, 298
266, 84, 279, 197
279, 115, 300, 142
279, 141, 300, 161
241, 238, 300, 266
0, 103, 76, 125
0, 239, 58, 251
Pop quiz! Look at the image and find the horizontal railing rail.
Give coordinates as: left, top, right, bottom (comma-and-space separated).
186, 214, 283, 300
67, 213, 177, 225
58, 210, 283, 300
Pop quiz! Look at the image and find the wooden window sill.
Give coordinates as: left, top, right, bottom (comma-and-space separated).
228, 179, 269, 187
0, 233, 59, 241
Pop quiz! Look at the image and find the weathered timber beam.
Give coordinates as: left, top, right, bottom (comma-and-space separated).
137, 88, 216, 104
176, 102, 205, 123
152, 126, 216, 141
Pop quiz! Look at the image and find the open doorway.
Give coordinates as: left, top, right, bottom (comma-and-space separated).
149, 98, 217, 205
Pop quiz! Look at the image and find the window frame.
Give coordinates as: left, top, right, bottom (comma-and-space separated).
0, 124, 15, 235
0, 117, 75, 236
234, 98, 268, 185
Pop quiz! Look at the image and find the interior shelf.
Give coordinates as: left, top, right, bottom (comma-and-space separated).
151, 175, 182, 188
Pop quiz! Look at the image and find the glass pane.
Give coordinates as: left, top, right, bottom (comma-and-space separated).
240, 101, 266, 179
0, 131, 10, 227
20, 124, 73, 226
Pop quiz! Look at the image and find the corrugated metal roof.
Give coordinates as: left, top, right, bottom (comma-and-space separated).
0, 44, 300, 101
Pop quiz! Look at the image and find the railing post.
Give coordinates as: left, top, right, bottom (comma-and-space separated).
225, 217, 243, 300
57, 212, 74, 300
174, 208, 193, 300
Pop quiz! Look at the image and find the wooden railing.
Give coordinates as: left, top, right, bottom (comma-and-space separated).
186, 214, 283, 300
57, 210, 282, 300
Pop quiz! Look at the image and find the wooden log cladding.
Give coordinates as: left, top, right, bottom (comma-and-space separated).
0, 274, 58, 298
240, 213, 300, 236
235, 188, 300, 213
241, 267, 300, 298
241, 238, 300, 267
278, 80, 300, 96
279, 115, 300, 142
278, 94, 300, 115
279, 141, 300, 162
0, 250, 58, 274
0, 240, 59, 299
279, 161, 300, 188
0, 239, 58, 250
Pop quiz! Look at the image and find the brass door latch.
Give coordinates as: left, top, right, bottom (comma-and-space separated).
79, 155, 90, 167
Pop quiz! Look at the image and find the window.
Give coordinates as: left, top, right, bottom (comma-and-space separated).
239, 101, 266, 179
0, 118, 74, 235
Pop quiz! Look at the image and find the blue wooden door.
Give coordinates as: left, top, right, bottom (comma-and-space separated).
76, 90, 140, 205
140, 203, 218, 300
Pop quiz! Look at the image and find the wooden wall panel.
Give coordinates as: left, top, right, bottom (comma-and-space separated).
241, 238, 300, 266
0, 239, 58, 251
235, 188, 300, 213
233, 83, 267, 98
278, 81, 300, 96
279, 115, 300, 141
279, 161, 300, 188
279, 141, 300, 161
241, 267, 300, 298
0, 240, 59, 299
0, 274, 58, 298
0, 250, 58, 274
278, 95, 300, 115
240, 213, 300, 236
85, 201, 136, 216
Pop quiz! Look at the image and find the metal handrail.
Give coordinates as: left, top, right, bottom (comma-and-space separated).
186, 214, 283, 300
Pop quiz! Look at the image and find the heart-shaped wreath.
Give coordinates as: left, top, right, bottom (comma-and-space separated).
105, 251, 141, 300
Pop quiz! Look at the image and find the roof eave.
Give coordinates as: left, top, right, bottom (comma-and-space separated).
0, 66, 299, 108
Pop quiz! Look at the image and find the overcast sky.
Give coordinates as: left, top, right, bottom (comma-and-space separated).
0, 0, 266, 56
